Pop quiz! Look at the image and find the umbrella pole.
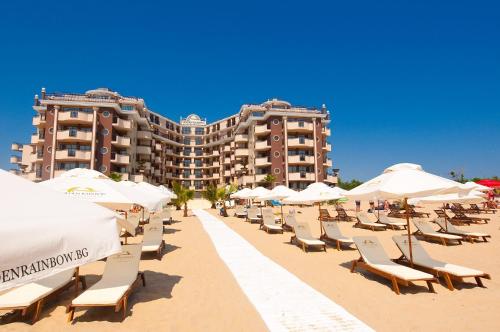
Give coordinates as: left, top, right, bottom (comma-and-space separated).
280, 203, 284, 225
404, 197, 413, 267
318, 202, 322, 235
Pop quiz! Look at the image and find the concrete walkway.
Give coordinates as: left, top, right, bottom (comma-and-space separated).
193, 209, 373, 332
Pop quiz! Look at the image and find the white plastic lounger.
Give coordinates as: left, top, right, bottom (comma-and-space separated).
320, 222, 354, 250
247, 207, 261, 224
435, 218, 491, 243
392, 235, 491, 290
162, 208, 172, 225
0, 269, 83, 323
378, 214, 407, 230
355, 212, 386, 231
283, 214, 298, 233
234, 206, 247, 218
351, 236, 437, 294
412, 219, 462, 245
141, 223, 165, 259
67, 244, 145, 322
292, 222, 326, 252
261, 214, 283, 234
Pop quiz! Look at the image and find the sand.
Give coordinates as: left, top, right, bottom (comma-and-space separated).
1, 200, 499, 331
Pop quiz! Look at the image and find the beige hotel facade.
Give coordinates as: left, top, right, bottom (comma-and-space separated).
10, 88, 337, 193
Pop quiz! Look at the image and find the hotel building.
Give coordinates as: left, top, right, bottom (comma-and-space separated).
10, 88, 337, 192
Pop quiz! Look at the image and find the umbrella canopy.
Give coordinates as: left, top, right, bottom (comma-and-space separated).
136, 181, 171, 204
283, 182, 345, 204
159, 185, 177, 199
475, 179, 500, 189
115, 180, 166, 212
231, 187, 252, 199
240, 186, 271, 199
0, 169, 122, 291
258, 185, 297, 201
462, 181, 491, 192
408, 191, 485, 205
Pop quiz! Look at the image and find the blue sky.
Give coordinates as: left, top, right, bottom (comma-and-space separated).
0, 0, 498, 180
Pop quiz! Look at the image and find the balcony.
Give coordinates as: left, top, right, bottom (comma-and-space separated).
136, 146, 152, 155
255, 157, 271, 166
55, 149, 92, 161
255, 174, 266, 182
155, 143, 161, 151
212, 150, 220, 156
112, 118, 131, 130
154, 156, 161, 164
142, 162, 152, 170
288, 155, 315, 164
224, 170, 231, 177
211, 173, 220, 179
255, 124, 270, 135
322, 128, 331, 136
30, 153, 44, 162
111, 153, 130, 165
287, 138, 314, 148
58, 111, 93, 124
10, 156, 21, 164
130, 174, 144, 182
31, 134, 44, 144
325, 175, 338, 184
288, 172, 315, 181
57, 129, 92, 142
11, 143, 23, 151
255, 140, 271, 150
154, 169, 161, 177
323, 159, 333, 167
234, 134, 248, 142
111, 135, 131, 147
53, 170, 67, 178
165, 149, 174, 155
212, 161, 220, 167
137, 131, 152, 140
235, 148, 249, 157
287, 122, 314, 132
165, 160, 173, 167
32, 115, 46, 126
323, 143, 332, 152
224, 145, 231, 152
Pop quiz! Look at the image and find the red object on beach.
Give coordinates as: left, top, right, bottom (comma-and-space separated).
476, 179, 500, 188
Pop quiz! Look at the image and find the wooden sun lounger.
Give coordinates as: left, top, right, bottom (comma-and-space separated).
435, 218, 491, 243
451, 211, 489, 224
142, 223, 165, 259
434, 209, 470, 226
320, 222, 354, 250
393, 235, 491, 290
387, 207, 404, 218
378, 214, 407, 230
469, 203, 496, 214
319, 208, 336, 222
355, 212, 387, 231
452, 203, 476, 214
351, 236, 437, 295
334, 207, 356, 222
412, 219, 462, 245
292, 222, 326, 252
67, 245, 145, 322
0, 269, 85, 323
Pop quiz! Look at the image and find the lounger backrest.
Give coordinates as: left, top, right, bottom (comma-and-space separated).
143, 223, 163, 244
164, 208, 172, 219
294, 222, 315, 240
352, 236, 391, 264
412, 219, 436, 234
263, 213, 277, 226
323, 222, 343, 238
392, 235, 432, 263
434, 218, 457, 232
356, 212, 376, 224
102, 244, 141, 284
319, 209, 331, 218
336, 208, 347, 216
247, 207, 259, 218
434, 209, 447, 218
235, 206, 245, 214
262, 207, 274, 216
285, 214, 297, 228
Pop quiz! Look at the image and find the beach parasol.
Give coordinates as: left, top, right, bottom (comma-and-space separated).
475, 179, 500, 189
159, 185, 177, 199
258, 185, 297, 223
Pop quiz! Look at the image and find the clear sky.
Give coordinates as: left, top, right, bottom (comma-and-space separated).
0, 0, 498, 181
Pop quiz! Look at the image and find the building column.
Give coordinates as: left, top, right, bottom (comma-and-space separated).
312, 118, 318, 182
283, 116, 289, 187
90, 107, 98, 170
49, 105, 60, 178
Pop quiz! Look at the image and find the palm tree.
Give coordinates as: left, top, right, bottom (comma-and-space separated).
202, 184, 219, 209
219, 183, 238, 211
263, 174, 276, 188
172, 182, 195, 217
109, 172, 122, 182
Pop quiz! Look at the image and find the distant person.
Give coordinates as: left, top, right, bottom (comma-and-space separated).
384, 200, 390, 211
355, 200, 361, 212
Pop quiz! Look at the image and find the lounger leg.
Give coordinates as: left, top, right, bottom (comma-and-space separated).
22, 307, 28, 317
441, 238, 446, 246
302, 243, 306, 252
350, 260, 358, 273
80, 276, 87, 290
123, 297, 128, 319
427, 280, 436, 293
336, 240, 340, 251
475, 276, 485, 288
483, 236, 488, 242
32, 299, 44, 323
67, 306, 75, 323
391, 277, 400, 295
140, 272, 146, 287
443, 273, 454, 291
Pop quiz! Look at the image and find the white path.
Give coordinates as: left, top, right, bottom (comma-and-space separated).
193, 209, 373, 332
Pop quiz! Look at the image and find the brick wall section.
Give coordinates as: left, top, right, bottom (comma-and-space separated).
270, 116, 284, 184
315, 120, 325, 182
41, 105, 55, 180
95, 108, 114, 175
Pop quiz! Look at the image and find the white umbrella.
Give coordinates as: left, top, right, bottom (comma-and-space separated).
258, 185, 297, 223
462, 181, 491, 192
345, 163, 473, 264
408, 191, 486, 205
116, 180, 167, 212
0, 169, 121, 291
136, 182, 171, 204
159, 185, 177, 199
244, 186, 271, 200
231, 188, 252, 199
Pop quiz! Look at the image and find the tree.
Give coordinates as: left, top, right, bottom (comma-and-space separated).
337, 178, 363, 190
263, 174, 276, 188
219, 183, 238, 210
202, 184, 219, 209
109, 172, 122, 182
172, 182, 195, 217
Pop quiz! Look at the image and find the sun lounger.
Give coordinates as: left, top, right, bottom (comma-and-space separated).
292, 222, 326, 252
142, 223, 165, 259
335, 207, 356, 222
434, 209, 469, 226
234, 205, 247, 218
451, 210, 489, 224
469, 203, 496, 214
351, 236, 437, 294
408, 206, 430, 218
320, 222, 354, 250
392, 235, 491, 290
355, 212, 386, 231
435, 218, 491, 243
0, 269, 84, 323
412, 219, 462, 245
246, 207, 261, 224
162, 208, 173, 225
283, 214, 297, 233
378, 214, 407, 230
261, 214, 283, 234
319, 208, 335, 222
387, 207, 404, 218
67, 244, 145, 322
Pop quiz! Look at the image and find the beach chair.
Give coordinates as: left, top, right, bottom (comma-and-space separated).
387, 207, 404, 218
319, 208, 335, 222
234, 205, 247, 218
292, 222, 326, 252
246, 206, 261, 224
435, 218, 491, 243
451, 203, 475, 214
412, 219, 462, 245
469, 203, 496, 214
355, 212, 387, 231
392, 235, 491, 290
407, 206, 430, 218
351, 236, 437, 294
451, 210, 489, 224
261, 213, 283, 234
142, 222, 165, 259
0, 268, 85, 323
335, 207, 356, 222
434, 209, 468, 226
67, 244, 145, 322
162, 208, 172, 225
320, 222, 354, 250
378, 214, 407, 230
283, 214, 298, 233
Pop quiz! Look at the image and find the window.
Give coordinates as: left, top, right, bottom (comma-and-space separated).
274, 168, 281, 174
100, 165, 108, 172
48, 127, 54, 134
100, 147, 108, 155
195, 160, 202, 167
102, 128, 109, 136
183, 138, 191, 145
182, 127, 191, 135
195, 137, 203, 145
273, 151, 280, 158
183, 159, 191, 167
47, 146, 52, 153
195, 127, 204, 135
273, 135, 280, 141
121, 105, 134, 111
272, 119, 280, 125
102, 111, 111, 118
194, 148, 203, 156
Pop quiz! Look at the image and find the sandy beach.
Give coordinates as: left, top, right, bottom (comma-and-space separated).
2, 201, 499, 331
